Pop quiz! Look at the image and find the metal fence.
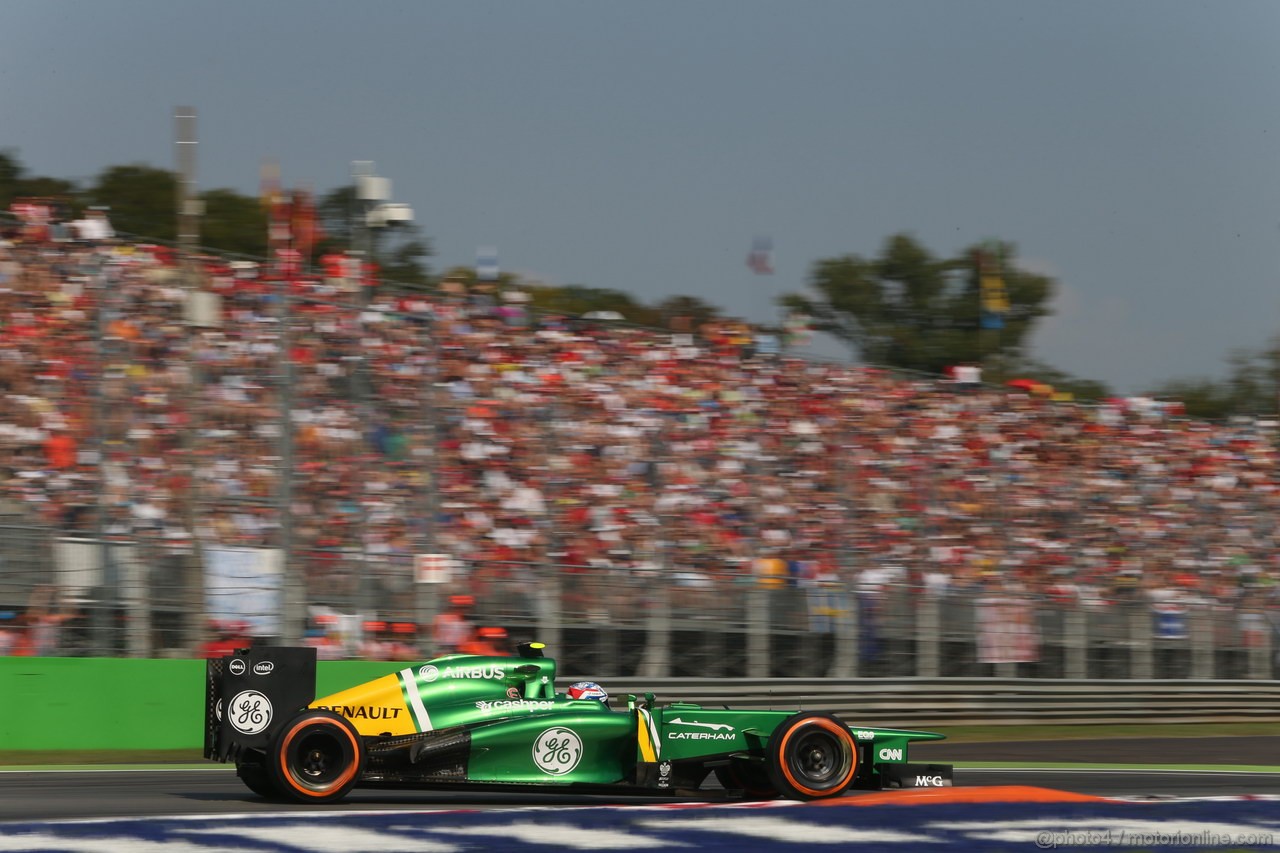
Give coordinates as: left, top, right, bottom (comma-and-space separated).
2, 235, 1280, 674
573, 678, 1280, 726
1, 530, 1277, 681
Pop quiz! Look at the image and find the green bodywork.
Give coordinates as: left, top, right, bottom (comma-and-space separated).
313, 651, 944, 787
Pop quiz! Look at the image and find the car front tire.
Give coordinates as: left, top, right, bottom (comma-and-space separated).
766, 712, 857, 800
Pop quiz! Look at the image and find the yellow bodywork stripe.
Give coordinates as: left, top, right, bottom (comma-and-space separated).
637, 708, 659, 762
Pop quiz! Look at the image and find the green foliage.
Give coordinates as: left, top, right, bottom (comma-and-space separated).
1222, 344, 1280, 415
0, 149, 81, 211
1143, 378, 1236, 420
524, 283, 661, 325
316, 184, 357, 252
87, 164, 178, 242
315, 184, 433, 289
999, 357, 1113, 402
780, 233, 1055, 375
654, 295, 723, 330
0, 150, 22, 205
379, 238, 433, 288
198, 188, 268, 258
1144, 340, 1280, 419
15, 176, 80, 204
514, 287, 725, 330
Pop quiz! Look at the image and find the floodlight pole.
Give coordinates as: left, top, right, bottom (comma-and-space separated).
174, 106, 207, 654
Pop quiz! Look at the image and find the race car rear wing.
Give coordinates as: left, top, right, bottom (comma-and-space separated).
204, 645, 317, 762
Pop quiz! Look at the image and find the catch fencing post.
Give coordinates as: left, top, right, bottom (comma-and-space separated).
1130, 604, 1153, 679
639, 582, 671, 678
830, 580, 858, 678
540, 566, 563, 661
916, 593, 940, 677
745, 586, 769, 678
1248, 618, 1272, 679
1064, 605, 1086, 679
1189, 604, 1214, 679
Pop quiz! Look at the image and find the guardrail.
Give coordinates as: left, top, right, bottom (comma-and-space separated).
597, 678, 1280, 727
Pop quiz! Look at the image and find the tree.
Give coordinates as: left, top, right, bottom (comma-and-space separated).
1143, 377, 1235, 420
1221, 344, 1280, 415
525, 284, 657, 325
654, 295, 723, 331
378, 237, 433, 288
0, 150, 22, 208
17, 176, 80, 202
316, 184, 357, 253
87, 164, 178, 241
1145, 337, 1280, 419
0, 150, 82, 212
315, 184, 433, 288
1002, 357, 1113, 402
199, 188, 268, 258
779, 233, 1055, 376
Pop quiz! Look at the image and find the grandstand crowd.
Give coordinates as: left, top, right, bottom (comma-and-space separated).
1, 211, 1278, 659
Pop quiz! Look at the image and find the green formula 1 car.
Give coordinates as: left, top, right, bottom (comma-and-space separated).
204, 643, 952, 803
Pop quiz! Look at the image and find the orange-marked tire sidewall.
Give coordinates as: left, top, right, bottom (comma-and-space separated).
276, 715, 361, 799
774, 715, 857, 799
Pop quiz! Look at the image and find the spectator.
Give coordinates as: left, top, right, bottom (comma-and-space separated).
432, 595, 474, 655
0, 221, 1276, 663
458, 626, 510, 656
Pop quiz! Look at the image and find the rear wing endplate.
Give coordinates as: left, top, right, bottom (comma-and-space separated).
204, 645, 317, 762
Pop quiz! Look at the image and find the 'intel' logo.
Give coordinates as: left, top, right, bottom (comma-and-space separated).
228, 659, 246, 676
253, 661, 274, 676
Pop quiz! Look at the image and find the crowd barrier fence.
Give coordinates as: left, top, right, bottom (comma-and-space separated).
1, 533, 1277, 681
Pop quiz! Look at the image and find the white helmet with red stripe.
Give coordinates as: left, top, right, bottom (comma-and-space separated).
567, 681, 608, 704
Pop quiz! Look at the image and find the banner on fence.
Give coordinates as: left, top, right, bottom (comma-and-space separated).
976, 595, 1040, 664
205, 546, 283, 637
1152, 601, 1188, 640
414, 553, 455, 584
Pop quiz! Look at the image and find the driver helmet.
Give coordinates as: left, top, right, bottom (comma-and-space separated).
567, 681, 609, 704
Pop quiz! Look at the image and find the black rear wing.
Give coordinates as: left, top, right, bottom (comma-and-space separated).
204, 646, 317, 762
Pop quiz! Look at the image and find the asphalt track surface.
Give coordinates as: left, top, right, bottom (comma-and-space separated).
2, 738, 1279, 822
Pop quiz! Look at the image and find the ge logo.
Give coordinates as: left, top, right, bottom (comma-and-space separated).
532, 727, 583, 776
419, 665, 439, 682
228, 690, 273, 735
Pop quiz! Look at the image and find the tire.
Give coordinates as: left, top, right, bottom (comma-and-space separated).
714, 760, 778, 800
765, 712, 857, 800
268, 709, 364, 803
235, 756, 279, 799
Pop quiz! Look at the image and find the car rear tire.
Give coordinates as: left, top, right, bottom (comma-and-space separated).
766, 712, 857, 800
714, 760, 778, 800
268, 709, 364, 803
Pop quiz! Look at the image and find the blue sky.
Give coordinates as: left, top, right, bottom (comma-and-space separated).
4, 0, 1279, 394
